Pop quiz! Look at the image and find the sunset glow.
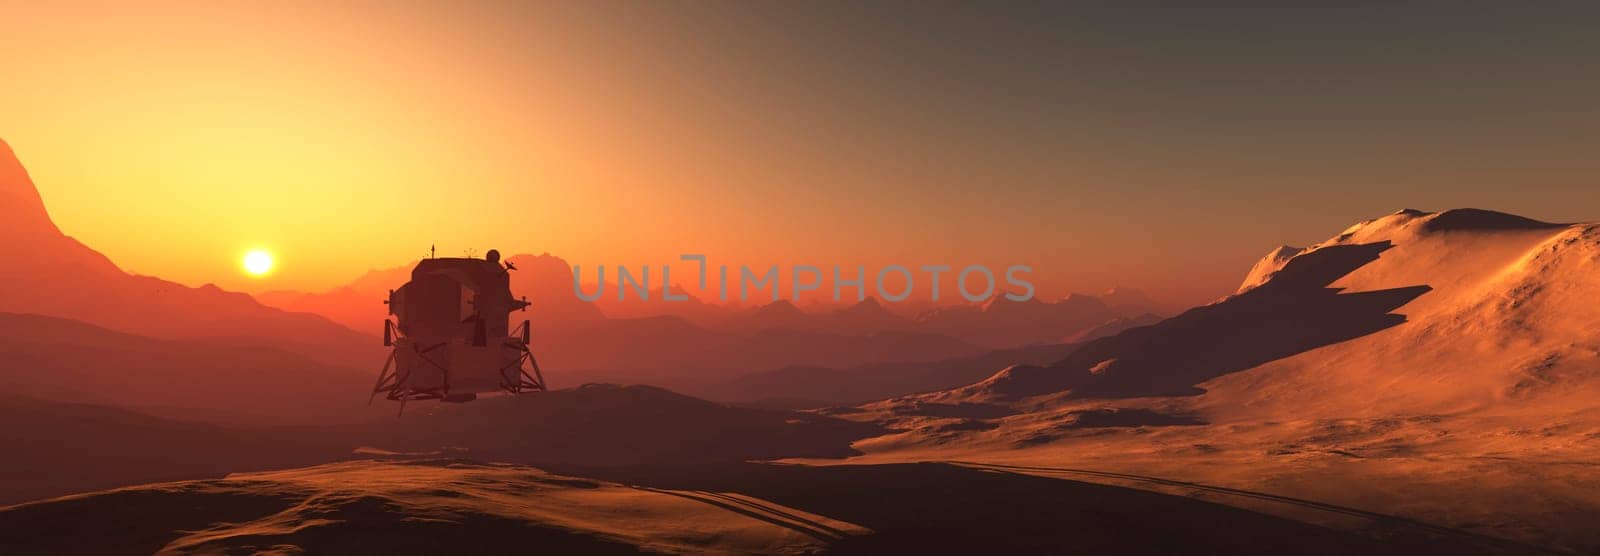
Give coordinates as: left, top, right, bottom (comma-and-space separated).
242, 250, 274, 277
2, 4, 1599, 553
2, 3, 1597, 304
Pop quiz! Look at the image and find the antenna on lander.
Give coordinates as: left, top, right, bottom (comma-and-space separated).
429, 244, 436, 259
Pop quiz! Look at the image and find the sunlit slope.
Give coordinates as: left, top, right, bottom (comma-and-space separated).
0, 460, 867, 555
1202, 208, 1599, 419
934, 208, 1596, 417
842, 209, 1600, 553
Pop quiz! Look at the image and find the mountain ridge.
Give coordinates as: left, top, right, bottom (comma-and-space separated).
0, 139, 376, 367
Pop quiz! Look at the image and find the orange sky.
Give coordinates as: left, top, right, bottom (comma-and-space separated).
3, 2, 1597, 306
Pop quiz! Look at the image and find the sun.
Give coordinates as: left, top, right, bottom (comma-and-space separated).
242, 250, 275, 277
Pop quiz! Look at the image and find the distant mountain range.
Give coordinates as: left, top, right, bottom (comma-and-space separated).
0, 137, 1162, 421
0, 139, 378, 368
259, 254, 1171, 376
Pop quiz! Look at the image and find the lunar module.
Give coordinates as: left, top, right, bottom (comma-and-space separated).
370, 250, 547, 413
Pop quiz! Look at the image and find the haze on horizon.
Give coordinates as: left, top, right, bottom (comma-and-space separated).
2, 1, 1597, 306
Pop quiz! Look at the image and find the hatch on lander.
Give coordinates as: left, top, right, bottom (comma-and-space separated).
370, 249, 547, 413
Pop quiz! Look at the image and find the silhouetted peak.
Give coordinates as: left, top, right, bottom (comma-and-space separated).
346, 263, 413, 292
755, 299, 801, 314
980, 294, 1037, 312
1100, 287, 1154, 304
839, 297, 890, 314
911, 303, 978, 322
0, 137, 62, 237
1056, 293, 1108, 309
506, 253, 577, 274
1099, 287, 1165, 316
0, 137, 18, 176
508, 252, 565, 263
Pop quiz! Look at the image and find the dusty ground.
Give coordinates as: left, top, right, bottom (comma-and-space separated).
0, 459, 867, 555
1, 457, 1517, 555
818, 403, 1596, 554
